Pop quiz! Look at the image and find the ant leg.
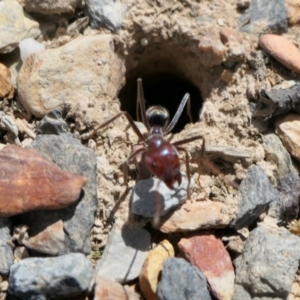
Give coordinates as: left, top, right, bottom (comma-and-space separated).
165, 93, 191, 134
176, 146, 191, 199
123, 147, 146, 188
174, 135, 206, 191
137, 78, 150, 131
81, 111, 146, 142
174, 135, 238, 189
152, 180, 162, 228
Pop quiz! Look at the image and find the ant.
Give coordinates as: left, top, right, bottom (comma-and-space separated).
87, 78, 206, 224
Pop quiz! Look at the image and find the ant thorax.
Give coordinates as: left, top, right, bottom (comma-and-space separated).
146, 106, 170, 130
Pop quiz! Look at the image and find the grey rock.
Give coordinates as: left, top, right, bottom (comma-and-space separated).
231, 165, 278, 229
96, 225, 151, 283
19, 114, 97, 255
23, 0, 82, 15
131, 173, 193, 218
245, 51, 267, 81
238, 0, 287, 34
262, 133, 293, 179
232, 285, 252, 300
8, 253, 93, 300
234, 225, 300, 299
85, 0, 128, 32
0, 217, 13, 275
257, 84, 300, 120
37, 110, 69, 135
268, 173, 300, 223
157, 257, 212, 300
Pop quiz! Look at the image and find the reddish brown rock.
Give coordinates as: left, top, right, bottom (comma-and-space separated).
0, 63, 14, 99
259, 34, 300, 73
198, 27, 227, 68
94, 275, 140, 300
0, 145, 87, 216
178, 233, 234, 300
139, 240, 174, 300
21, 220, 65, 255
220, 27, 243, 45
275, 114, 300, 161
157, 201, 230, 233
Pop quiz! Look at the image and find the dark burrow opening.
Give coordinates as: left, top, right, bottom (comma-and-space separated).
119, 71, 203, 133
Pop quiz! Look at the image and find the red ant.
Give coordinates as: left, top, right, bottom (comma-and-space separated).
88, 78, 206, 224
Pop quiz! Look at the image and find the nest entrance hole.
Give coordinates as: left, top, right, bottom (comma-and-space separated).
119, 63, 203, 133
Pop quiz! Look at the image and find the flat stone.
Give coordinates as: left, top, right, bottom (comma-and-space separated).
139, 240, 174, 300
8, 253, 93, 300
231, 165, 278, 229
0, 218, 13, 275
260, 34, 300, 73
23, 0, 82, 14
0, 144, 87, 217
0, 0, 40, 53
157, 200, 230, 233
275, 114, 300, 161
131, 173, 193, 218
179, 233, 234, 300
234, 225, 300, 298
262, 132, 293, 179
96, 225, 151, 283
17, 35, 125, 127
157, 257, 212, 300
238, 0, 287, 33
94, 275, 140, 300
85, 0, 128, 32
0, 63, 14, 98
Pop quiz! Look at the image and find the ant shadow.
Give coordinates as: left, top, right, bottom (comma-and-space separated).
130, 173, 192, 218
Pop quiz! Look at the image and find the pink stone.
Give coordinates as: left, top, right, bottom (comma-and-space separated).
94, 275, 140, 300
178, 233, 234, 300
259, 34, 300, 73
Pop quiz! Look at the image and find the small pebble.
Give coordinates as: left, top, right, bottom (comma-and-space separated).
259, 34, 300, 73
140, 38, 148, 46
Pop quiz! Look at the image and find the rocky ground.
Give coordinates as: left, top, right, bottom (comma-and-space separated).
1, 0, 300, 299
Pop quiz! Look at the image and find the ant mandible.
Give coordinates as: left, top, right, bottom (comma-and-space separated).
90, 78, 206, 223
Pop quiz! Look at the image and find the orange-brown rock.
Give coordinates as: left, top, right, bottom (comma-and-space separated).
139, 240, 174, 300
0, 63, 14, 99
0, 145, 87, 216
94, 275, 140, 300
21, 220, 66, 255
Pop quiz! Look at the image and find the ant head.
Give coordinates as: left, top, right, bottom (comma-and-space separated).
146, 106, 170, 130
